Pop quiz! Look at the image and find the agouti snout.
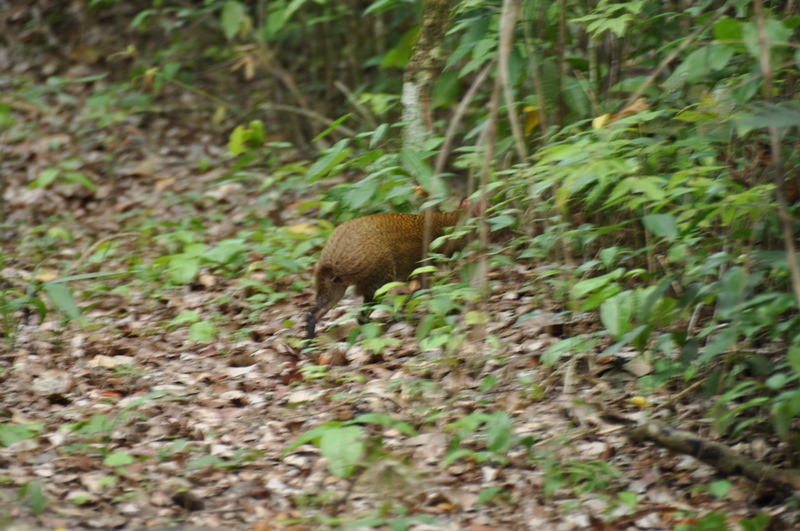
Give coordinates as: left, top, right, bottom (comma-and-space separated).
305, 207, 469, 341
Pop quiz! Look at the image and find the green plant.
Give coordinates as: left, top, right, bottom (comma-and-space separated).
285, 414, 416, 479
0, 259, 95, 350
169, 310, 217, 342
17, 480, 46, 516
355, 322, 402, 356
298, 364, 330, 383
443, 410, 514, 466
186, 448, 262, 471
476, 485, 511, 506
66, 392, 186, 453
674, 511, 728, 531
29, 164, 96, 192
0, 423, 45, 447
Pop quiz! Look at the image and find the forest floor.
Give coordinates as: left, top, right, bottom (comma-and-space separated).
0, 51, 797, 531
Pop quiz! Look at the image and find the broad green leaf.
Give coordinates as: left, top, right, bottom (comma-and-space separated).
369, 123, 389, 149
737, 102, 800, 130
485, 411, 513, 454
788, 345, 800, 375
477, 486, 506, 506
182, 242, 207, 258
21, 480, 46, 515
345, 177, 379, 209
643, 214, 678, 241
284, 423, 341, 454
172, 311, 200, 325
186, 455, 227, 469
306, 139, 350, 182
64, 171, 97, 190
32, 168, 60, 188
203, 239, 247, 265
228, 125, 247, 155
104, 452, 135, 467
713, 17, 741, 43
0, 102, 15, 130
432, 70, 462, 109
374, 281, 406, 297
267, 0, 308, 35
542, 337, 591, 366
400, 148, 440, 195
709, 480, 731, 499
742, 19, 792, 60
221, 1, 247, 40
409, 265, 439, 277
312, 113, 352, 142
698, 328, 737, 365
169, 256, 200, 284
188, 321, 215, 342
0, 423, 44, 447
600, 292, 633, 340
442, 448, 476, 467
632, 177, 666, 201
320, 426, 363, 478
42, 282, 84, 325
571, 268, 624, 299
665, 44, 734, 87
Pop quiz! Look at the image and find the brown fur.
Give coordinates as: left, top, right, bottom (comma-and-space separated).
305, 210, 465, 340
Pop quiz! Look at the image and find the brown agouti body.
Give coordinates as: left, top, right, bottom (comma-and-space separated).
306, 209, 466, 341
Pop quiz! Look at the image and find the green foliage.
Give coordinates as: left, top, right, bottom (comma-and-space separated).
11, 0, 796, 523
444, 410, 514, 466
228, 120, 266, 155
0, 257, 96, 349
186, 448, 262, 470
0, 423, 45, 447
66, 392, 187, 452
358, 322, 402, 355
516, 76, 800, 440
17, 480, 46, 516
29, 166, 96, 191
285, 414, 416, 478
343, 512, 437, 531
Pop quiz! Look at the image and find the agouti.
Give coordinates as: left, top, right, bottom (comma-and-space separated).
305, 208, 470, 341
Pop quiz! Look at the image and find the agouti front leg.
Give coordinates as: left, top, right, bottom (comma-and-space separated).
354, 265, 396, 326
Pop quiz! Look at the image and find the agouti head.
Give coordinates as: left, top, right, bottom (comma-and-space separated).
305, 206, 471, 341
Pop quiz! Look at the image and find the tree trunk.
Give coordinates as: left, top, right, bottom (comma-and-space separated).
401, 0, 451, 150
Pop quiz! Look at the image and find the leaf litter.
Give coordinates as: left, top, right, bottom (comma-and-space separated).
0, 60, 797, 531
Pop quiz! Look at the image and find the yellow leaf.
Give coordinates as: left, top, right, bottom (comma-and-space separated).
523, 105, 540, 135
286, 223, 318, 235
592, 113, 610, 129
593, 98, 650, 129
34, 269, 58, 282
627, 396, 651, 408
212, 105, 227, 125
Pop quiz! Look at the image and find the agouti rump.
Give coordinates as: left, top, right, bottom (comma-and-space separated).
305, 208, 469, 341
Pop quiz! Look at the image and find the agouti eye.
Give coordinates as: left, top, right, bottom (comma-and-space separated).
331, 276, 342, 283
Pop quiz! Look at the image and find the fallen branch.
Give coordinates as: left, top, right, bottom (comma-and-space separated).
627, 419, 800, 490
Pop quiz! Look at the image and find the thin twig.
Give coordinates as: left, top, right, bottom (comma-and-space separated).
70, 232, 141, 275
433, 60, 494, 176
259, 103, 357, 137
499, 0, 526, 162
753, 0, 800, 307
334, 81, 378, 130
622, 1, 732, 111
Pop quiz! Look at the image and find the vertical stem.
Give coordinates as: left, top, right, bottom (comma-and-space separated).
753, 0, 800, 308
